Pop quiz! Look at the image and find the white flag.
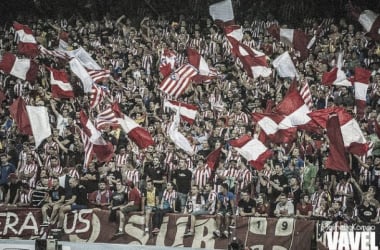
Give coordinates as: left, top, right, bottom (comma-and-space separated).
26, 106, 51, 148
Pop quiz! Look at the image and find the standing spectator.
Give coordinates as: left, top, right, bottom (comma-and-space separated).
3, 173, 21, 205
192, 158, 211, 192
56, 178, 88, 230
80, 162, 100, 194
141, 180, 160, 234
145, 156, 166, 199
0, 153, 16, 201
172, 158, 193, 212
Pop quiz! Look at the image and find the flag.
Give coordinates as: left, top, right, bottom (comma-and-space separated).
46, 67, 74, 98
224, 24, 243, 41
112, 103, 154, 149
321, 52, 352, 86
325, 113, 350, 172
80, 129, 93, 167
187, 48, 219, 81
90, 84, 106, 109
159, 64, 198, 98
354, 67, 371, 119
39, 45, 69, 60
209, 0, 235, 27
0, 53, 38, 82
206, 146, 222, 170
163, 100, 198, 124
159, 48, 177, 78
25, 106, 51, 148
252, 112, 297, 144
95, 106, 119, 130
300, 79, 313, 110
229, 135, 272, 170
308, 107, 368, 155
272, 51, 299, 79
267, 24, 310, 60
227, 36, 271, 78
351, 8, 380, 41
65, 47, 101, 70
69, 58, 93, 93
87, 68, 111, 83
80, 110, 114, 164
13, 22, 39, 57
9, 97, 32, 135
168, 109, 195, 155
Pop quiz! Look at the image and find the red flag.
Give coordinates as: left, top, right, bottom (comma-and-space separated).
226, 35, 271, 78
80, 111, 114, 163
159, 64, 198, 98
206, 146, 222, 171
112, 103, 154, 149
163, 100, 198, 124
0, 53, 38, 82
13, 22, 39, 58
159, 49, 177, 78
46, 67, 74, 98
308, 107, 368, 155
354, 67, 371, 119
229, 135, 272, 170
9, 97, 32, 135
325, 113, 350, 172
252, 112, 297, 144
187, 48, 220, 83
268, 24, 310, 60
351, 7, 380, 41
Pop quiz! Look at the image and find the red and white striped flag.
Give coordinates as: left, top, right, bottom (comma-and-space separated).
46, 67, 74, 99
229, 135, 272, 170
0, 53, 38, 82
80, 129, 93, 167
354, 67, 371, 119
159, 64, 198, 98
90, 84, 106, 109
87, 68, 111, 83
80, 110, 114, 166
95, 105, 119, 130
300, 79, 313, 110
39, 45, 69, 60
13, 22, 39, 58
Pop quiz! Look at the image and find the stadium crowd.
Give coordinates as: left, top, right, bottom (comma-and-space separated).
0, 0, 379, 239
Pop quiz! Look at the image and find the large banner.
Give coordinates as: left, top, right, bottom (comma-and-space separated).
0, 208, 315, 249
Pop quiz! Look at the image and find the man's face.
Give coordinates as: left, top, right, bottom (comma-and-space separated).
99, 182, 106, 191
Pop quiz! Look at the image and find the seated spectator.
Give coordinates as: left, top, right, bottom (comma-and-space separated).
114, 181, 141, 236
56, 178, 88, 230
213, 183, 235, 238
41, 177, 65, 226
88, 180, 112, 210
274, 193, 294, 217
151, 182, 177, 234
238, 190, 256, 217
183, 185, 206, 237
296, 193, 313, 219
16, 183, 32, 207
355, 193, 378, 224
108, 180, 127, 223
254, 193, 270, 217
31, 177, 49, 208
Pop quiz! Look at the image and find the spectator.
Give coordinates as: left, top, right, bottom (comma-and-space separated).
213, 183, 235, 238
172, 158, 193, 212
238, 190, 256, 217
3, 173, 21, 205
141, 180, 160, 234
56, 178, 88, 230
88, 180, 113, 210
151, 182, 177, 235
274, 193, 294, 217
296, 193, 313, 219
114, 181, 141, 236
41, 177, 65, 226
183, 185, 206, 237
0, 153, 16, 201
108, 180, 127, 223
